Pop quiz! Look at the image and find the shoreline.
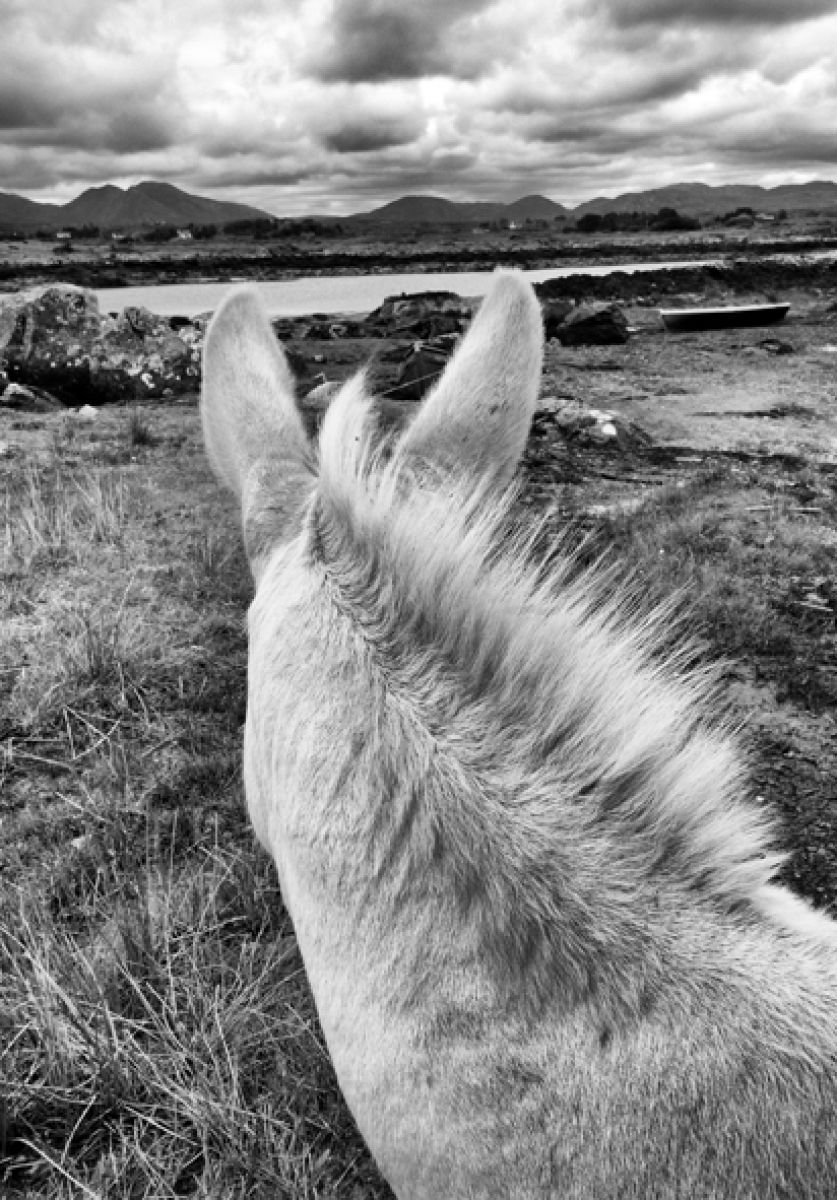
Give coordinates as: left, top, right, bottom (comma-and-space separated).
2, 256, 837, 318
3, 231, 837, 295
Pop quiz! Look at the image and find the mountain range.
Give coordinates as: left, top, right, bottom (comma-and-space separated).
0, 181, 273, 233
572, 180, 837, 218
349, 193, 569, 224
356, 182, 837, 223
2, 178, 837, 234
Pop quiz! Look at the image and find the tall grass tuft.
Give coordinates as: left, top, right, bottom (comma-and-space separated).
1, 837, 385, 1198
3, 464, 126, 573
127, 409, 155, 449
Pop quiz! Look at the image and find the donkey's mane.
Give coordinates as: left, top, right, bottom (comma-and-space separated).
307, 376, 783, 993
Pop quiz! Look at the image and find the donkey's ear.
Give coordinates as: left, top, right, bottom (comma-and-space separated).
202, 287, 309, 499
397, 271, 543, 487
201, 287, 314, 578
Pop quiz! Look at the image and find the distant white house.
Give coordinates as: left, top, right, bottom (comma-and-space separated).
56, 230, 73, 240
176, 228, 193, 240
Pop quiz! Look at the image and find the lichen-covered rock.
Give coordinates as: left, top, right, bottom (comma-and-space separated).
94, 304, 200, 401
0, 286, 203, 405
533, 397, 653, 452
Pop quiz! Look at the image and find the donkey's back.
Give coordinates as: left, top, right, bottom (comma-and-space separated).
202, 272, 837, 1198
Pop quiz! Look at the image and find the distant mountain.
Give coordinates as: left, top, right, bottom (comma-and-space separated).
0, 192, 62, 230
0, 181, 274, 233
505, 195, 569, 221
573, 180, 837, 217
348, 182, 837, 224
349, 193, 569, 224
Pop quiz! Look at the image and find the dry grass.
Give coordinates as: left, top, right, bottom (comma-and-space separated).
1, 405, 390, 1199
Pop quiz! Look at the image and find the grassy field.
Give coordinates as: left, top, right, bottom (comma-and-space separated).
2, 402, 836, 1196
1, 405, 390, 1198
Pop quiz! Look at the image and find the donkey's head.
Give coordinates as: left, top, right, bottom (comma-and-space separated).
201, 271, 543, 582
200, 270, 837, 1200
201, 269, 799, 996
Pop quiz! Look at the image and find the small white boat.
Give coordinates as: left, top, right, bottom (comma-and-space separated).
659, 302, 790, 332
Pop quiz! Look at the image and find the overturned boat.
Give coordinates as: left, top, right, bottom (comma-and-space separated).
659, 302, 790, 332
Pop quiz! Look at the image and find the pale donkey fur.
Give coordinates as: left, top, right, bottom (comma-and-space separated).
202, 272, 837, 1198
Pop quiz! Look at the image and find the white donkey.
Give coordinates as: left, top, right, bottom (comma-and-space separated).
202, 272, 837, 1199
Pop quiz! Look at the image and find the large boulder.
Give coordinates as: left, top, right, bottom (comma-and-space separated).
553, 303, 629, 346
0, 286, 203, 405
93, 305, 201, 401
541, 299, 573, 340
366, 291, 472, 338
0, 286, 102, 403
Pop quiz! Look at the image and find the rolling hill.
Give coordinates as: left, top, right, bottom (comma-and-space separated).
0, 181, 275, 233
348, 194, 569, 224
349, 182, 837, 224
572, 180, 837, 217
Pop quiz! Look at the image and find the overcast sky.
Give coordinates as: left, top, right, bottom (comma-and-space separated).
3, 0, 837, 216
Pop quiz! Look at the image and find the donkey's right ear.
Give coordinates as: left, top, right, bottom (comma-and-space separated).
201, 287, 314, 578
396, 271, 543, 489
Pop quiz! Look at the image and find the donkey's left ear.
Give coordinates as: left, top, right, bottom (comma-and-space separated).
201, 287, 315, 581
396, 271, 543, 487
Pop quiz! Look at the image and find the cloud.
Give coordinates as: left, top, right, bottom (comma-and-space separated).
592, 0, 836, 27
321, 119, 422, 154
0, 82, 61, 132
306, 0, 494, 82
1, 0, 837, 214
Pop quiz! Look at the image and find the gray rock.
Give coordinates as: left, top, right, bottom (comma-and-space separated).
554, 304, 629, 346
535, 397, 653, 451
367, 292, 472, 338
542, 300, 573, 340
0, 285, 203, 405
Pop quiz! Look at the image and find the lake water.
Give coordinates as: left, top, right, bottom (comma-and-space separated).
94, 260, 722, 318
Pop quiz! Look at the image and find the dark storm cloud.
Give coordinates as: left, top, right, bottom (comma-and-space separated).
714, 120, 837, 168
320, 116, 423, 153
503, 56, 711, 123
0, 0, 182, 197
0, 82, 178, 155
595, 0, 835, 28
101, 110, 177, 155
197, 164, 319, 189
0, 79, 63, 130
308, 0, 492, 82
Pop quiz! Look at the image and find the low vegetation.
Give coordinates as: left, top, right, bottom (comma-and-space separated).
1, 408, 389, 1198
2, 406, 836, 1195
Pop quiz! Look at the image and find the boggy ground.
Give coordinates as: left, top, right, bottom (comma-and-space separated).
1, 291, 837, 1195
2, 218, 837, 291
